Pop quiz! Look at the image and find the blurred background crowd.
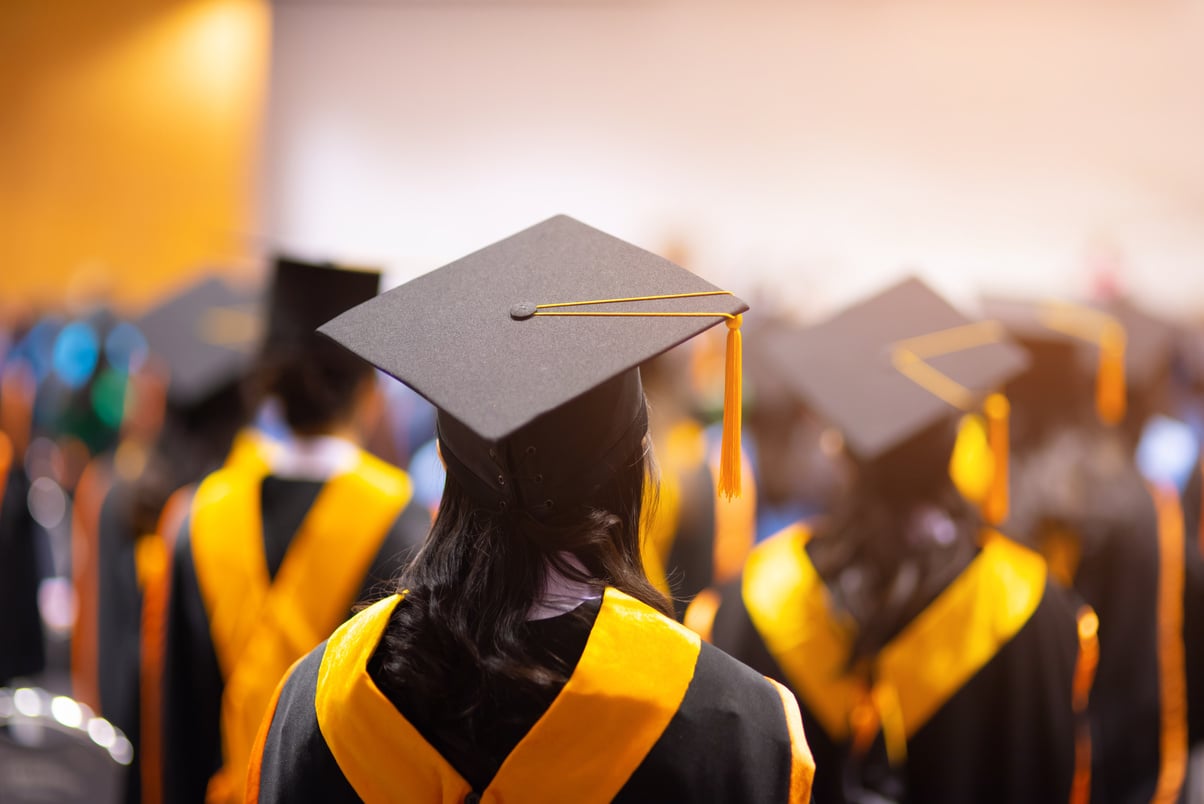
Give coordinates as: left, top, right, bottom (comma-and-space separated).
3, 0, 1204, 802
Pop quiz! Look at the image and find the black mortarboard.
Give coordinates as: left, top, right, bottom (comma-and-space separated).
981, 295, 1131, 425
767, 277, 1028, 464
983, 294, 1174, 389
264, 257, 381, 349
319, 215, 747, 515
137, 276, 261, 407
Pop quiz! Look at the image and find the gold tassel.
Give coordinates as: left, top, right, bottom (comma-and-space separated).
1096, 322, 1126, 426
949, 413, 992, 505
718, 314, 743, 500
983, 393, 1010, 525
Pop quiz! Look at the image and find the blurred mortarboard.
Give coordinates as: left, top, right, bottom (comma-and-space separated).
743, 314, 806, 419
137, 276, 262, 407
265, 257, 381, 349
980, 295, 1149, 425
768, 278, 1028, 464
319, 215, 748, 512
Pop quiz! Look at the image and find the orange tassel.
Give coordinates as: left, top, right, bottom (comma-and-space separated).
983, 393, 1010, 525
1096, 322, 1126, 426
718, 315, 743, 500
1070, 606, 1100, 804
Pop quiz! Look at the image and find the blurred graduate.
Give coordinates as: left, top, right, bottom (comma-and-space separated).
0, 310, 43, 685
989, 296, 1204, 802
69, 275, 271, 803
160, 259, 431, 803
689, 279, 1091, 802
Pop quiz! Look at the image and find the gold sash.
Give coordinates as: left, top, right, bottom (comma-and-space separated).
743, 524, 1046, 756
191, 451, 411, 803
315, 588, 701, 803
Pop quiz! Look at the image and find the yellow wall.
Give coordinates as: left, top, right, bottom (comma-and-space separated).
0, 0, 270, 313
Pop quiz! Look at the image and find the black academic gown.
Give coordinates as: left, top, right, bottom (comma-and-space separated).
78, 431, 281, 804
92, 478, 152, 804
699, 524, 1084, 804
1070, 480, 1200, 803
250, 587, 814, 803
0, 457, 44, 684
162, 459, 429, 804
1015, 458, 1204, 803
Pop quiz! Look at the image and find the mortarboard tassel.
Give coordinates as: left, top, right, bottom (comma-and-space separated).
1096, 322, 1126, 426
1070, 606, 1100, 804
718, 314, 743, 500
983, 393, 1010, 526
527, 289, 743, 497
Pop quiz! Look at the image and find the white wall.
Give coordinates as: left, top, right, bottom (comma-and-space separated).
263, 0, 1204, 319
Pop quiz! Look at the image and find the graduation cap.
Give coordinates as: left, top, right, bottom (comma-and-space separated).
765, 278, 1029, 523
319, 215, 748, 515
981, 296, 1133, 426
1099, 298, 1175, 395
264, 257, 381, 349
137, 276, 262, 407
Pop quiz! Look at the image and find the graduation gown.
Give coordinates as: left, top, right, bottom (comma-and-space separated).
692, 524, 1087, 804
642, 420, 756, 619
249, 587, 814, 803
161, 447, 430, 804
1079, 483, 1196, 803
1030, 478, 1203, 803
68, 430, 275, 803
0, 430, 44, 684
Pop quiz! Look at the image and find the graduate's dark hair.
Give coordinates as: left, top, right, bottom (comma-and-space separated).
254, 338, 373, 435
372, 438, 669, 752
810, 418, 981, 662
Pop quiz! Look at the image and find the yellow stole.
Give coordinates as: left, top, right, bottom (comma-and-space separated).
314, 588, 702, 803
190, 450, 411, 804
743, 524, 1046, 761
223, 428, 278, 476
